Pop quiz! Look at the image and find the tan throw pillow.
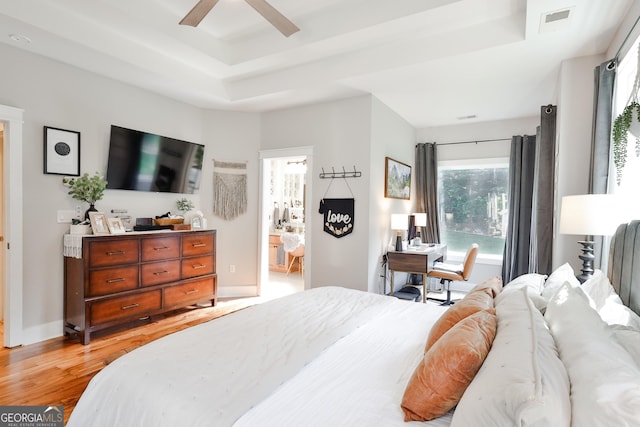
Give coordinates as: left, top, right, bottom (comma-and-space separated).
468, 276, 503, 298
425, 288, 493, 351
401, 309, 497, 421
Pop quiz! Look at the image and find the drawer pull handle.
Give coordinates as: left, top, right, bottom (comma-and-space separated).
192, 264, 206, 269
153, 270, 169, 276
107, 278, 125, 283
153, 246, 169, 251
106, 250, 126, 256
185, 289, 199, 295
192, 243, 207, 248
121, 303, 139, 310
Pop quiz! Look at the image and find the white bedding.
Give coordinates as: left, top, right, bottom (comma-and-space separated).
68, 286, 449, 427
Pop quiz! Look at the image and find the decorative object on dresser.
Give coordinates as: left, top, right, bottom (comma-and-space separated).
62, 172, 108, 219
64, 229, 217, 344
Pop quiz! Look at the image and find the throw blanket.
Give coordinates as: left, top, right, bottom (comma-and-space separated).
213, 160, 247, 220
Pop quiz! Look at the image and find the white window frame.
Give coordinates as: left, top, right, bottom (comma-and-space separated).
438, 156, 509, 265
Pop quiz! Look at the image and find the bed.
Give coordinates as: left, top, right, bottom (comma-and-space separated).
68, 223, 640, 427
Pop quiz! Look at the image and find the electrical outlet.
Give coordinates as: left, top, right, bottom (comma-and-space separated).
229, 264, 236, 273
75, 205, 83, 219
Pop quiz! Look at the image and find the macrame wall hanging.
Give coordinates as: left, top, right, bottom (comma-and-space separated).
212, 159, 247, 220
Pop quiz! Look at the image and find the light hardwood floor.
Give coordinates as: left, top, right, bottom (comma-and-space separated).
0, 297, 261, 425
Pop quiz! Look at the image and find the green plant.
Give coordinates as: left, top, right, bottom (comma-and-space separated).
176, 197, 195, 213
612, 101, 640, 185
62, 172, 107, 204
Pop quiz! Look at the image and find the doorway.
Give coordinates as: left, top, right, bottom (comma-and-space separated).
0, 104, 24, 348
258, 147, 313, 298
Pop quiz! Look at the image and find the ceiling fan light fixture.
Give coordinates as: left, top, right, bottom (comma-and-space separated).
180, 0, 299, 37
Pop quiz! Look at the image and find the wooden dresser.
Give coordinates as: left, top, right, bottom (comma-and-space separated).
64, 229, 217, 344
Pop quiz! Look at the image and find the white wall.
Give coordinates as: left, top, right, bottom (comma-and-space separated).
0, 43, 260, 344
261, 96, 373, 291
369, 97, 416, 294
416, 117, 539, 285
553, 54, 604, 273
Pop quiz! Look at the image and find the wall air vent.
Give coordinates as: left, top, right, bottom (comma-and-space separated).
540, 7, 574, 34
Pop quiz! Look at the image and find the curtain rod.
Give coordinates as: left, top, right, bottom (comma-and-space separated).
614, 14, 640, 61
418, 138, 511, 147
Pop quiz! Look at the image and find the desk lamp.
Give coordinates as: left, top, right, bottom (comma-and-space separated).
559, 194, 619, 283
391, 214, 408, 251
412, 213, 427, 245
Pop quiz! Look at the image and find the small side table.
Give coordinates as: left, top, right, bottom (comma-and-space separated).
387, 244, 446, 303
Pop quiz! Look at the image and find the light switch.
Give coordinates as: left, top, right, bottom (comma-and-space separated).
57, 210, 77, 223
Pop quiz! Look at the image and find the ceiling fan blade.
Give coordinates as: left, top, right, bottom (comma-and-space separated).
244, 0, 300, 37
179, 0, 220, 27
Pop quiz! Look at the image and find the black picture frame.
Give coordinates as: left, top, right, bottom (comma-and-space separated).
44, 126, 80, 176
384, 156, 411, 200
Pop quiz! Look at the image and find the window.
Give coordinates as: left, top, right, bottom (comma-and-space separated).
438, 158, 509, 257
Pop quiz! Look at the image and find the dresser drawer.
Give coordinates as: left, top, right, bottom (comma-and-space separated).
88, 266, 139, 297
181, 255, 215, 279
90, 290, 161, 325
164, 277, 214, 308
141, 236, 180, 262
88, 239, 139, 267
182, 233, 215, 257
141, 260, 181, 287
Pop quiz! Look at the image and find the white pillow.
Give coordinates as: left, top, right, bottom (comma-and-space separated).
545, 283, 640, 427
451, 287, 570, 427
610, 325, 640, 367
581, 270, 622, 310
495, 273, 547, 306
541, 263, 580, 300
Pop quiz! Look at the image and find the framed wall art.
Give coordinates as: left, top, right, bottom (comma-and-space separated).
44, 126, 80, 176
384, 156, 411, 200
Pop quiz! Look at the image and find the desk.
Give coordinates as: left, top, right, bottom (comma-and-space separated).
387, 244, 446, 303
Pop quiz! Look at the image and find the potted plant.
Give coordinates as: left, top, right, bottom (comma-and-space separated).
612, 101, 640, 185
176, 198, 195, 215
62, 172, 108, 219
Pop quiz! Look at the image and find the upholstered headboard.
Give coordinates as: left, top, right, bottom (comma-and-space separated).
608, 221, 640, 315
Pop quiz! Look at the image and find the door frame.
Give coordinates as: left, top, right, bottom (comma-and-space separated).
258, 147, 313, 295
1, 104, 24, 348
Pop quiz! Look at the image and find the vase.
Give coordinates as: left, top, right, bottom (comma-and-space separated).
629, 112, 640, 140
85, 203, 97, 220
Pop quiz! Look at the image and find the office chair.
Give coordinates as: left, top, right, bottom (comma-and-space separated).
427, 243, 479, 305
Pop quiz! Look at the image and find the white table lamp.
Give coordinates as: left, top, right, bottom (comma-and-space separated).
391, 214, 408, 251
559, 194, 620, 283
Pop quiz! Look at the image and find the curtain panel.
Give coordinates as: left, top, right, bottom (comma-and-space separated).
589, 59, 616, 270
415, 143, 440, 243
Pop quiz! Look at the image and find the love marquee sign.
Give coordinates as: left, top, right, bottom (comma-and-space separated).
318, 198, 354, 238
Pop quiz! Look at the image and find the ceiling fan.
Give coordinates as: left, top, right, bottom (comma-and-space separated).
180, 0, 300, 37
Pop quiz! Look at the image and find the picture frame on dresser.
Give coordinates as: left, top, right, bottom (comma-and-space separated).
107, 217, 126, 234
43, 126, 80, 176
89, 212, 110, 235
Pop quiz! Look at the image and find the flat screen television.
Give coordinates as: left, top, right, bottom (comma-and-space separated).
106, 125, 204, 194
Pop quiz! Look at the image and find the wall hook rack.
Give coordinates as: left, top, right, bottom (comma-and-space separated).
319, 166, 362, 179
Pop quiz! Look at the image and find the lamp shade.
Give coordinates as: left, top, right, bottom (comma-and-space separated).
559, 194, 620, 236
391, 214, 408, 230
413, 213, 427, 227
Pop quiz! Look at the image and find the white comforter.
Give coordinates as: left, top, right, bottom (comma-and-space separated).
68, 287, 449, 427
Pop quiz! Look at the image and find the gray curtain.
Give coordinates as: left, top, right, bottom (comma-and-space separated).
502, 107, 557, 283
502, 135, 537, 283
589, 59, 616, 270
415, 143, 440, 243
530, 105, 557, 276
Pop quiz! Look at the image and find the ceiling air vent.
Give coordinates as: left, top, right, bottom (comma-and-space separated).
539, 7, 573, 34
